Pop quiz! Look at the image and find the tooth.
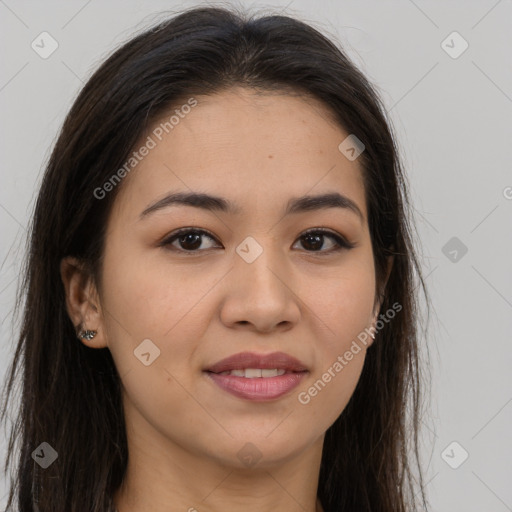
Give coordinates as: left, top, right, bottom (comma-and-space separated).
276, 369, 286, 376
230, 369, 245, 377
261, 369, 278, 378
244, 368, 262, 378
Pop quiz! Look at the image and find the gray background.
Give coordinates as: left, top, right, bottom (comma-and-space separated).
1, 1, 511, 510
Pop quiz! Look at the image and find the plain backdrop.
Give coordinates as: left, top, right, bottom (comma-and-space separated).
1, 1, 511, 511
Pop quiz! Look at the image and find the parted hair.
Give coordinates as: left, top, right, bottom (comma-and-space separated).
1, 6, 432, 511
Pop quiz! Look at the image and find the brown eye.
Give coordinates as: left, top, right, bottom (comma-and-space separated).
295, 229, 355, 253
160, 227, 355, 255
161, 228, 219, 253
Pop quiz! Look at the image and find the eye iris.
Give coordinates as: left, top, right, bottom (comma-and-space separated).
303, 233, 323, 251
168, 230, 342, 253
179, 233, 202, 250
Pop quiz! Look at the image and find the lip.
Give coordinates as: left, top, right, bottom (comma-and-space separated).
205, 351, 308, 373
204, 351, 309, 401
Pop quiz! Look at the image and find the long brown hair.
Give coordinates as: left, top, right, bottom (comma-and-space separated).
1, 6, 432, 511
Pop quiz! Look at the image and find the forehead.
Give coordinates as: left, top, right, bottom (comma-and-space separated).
111, 87, 367, 223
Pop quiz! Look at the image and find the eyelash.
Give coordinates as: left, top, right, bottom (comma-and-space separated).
159, 227, 356, 255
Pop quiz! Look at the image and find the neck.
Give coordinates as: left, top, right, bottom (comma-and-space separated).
113, 410, 325, 512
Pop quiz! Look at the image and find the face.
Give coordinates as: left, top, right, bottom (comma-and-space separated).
83, 87, 383, 469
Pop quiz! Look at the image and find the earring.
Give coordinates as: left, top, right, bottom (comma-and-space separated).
78, 329, 97, 341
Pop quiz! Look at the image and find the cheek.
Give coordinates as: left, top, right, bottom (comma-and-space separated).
99, 244, 224, 385
294, 278, 373, 432
296, 257, 375, 419
100, 241, 212, 339
99, 250, 211, 438
297, 352, 365, 432
306, 257, 376, 350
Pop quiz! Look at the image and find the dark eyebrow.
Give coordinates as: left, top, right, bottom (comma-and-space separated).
285, 193, 364, 223
139, 191, 364, 223
139, 192, 243, 218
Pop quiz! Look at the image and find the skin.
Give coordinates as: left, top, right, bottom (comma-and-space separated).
61, 87, 392, 512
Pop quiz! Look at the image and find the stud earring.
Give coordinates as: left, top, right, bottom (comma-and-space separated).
78, 329, 97, 341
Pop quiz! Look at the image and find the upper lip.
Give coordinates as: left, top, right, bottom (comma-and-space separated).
205, 351, 308, 373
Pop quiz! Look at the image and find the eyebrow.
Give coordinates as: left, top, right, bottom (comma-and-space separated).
139, 191, 364, 223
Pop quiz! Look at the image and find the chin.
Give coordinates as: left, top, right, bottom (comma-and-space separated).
203, 430, 318, 470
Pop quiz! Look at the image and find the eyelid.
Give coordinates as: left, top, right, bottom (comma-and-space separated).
159, 226, 356, 253
159, 227, 218, 244
157, 227, 219, 251
300, 227, 356, 250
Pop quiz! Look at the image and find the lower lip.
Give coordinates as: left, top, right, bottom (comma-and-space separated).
205, 371, 307, 401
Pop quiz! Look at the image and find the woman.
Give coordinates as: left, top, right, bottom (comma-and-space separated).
1, 5, 432, 511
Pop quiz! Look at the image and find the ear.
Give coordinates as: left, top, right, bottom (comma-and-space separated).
368, 253, 395, 344
60, 256, 108, 349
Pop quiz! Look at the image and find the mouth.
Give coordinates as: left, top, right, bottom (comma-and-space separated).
204, 351, 309, 401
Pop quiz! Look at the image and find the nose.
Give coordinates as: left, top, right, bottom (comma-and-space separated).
219, 244, 301, 333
